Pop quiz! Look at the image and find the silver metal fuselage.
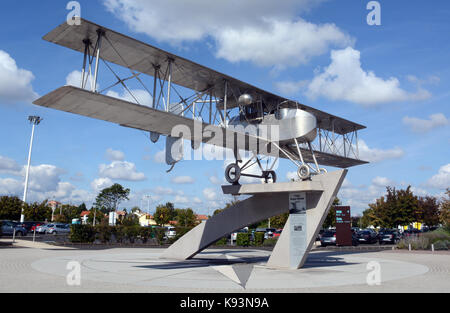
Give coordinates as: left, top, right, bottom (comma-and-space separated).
229, 108, 317, 144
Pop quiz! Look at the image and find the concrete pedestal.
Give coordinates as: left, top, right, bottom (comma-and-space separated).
161, 170, 347, 269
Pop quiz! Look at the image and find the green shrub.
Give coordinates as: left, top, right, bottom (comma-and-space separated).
397, 236, 430, 250
433, 240, 450, 250
140, 227, 153, 243
95, 224, 112, 244
262, 238, 278, 247
70, 225, 95, 243
112, 225, 126, 244
153, 227, 166, 245
236, 233, 250, 247
125, 225, 140, 243
424, 229, 450, 244
253, 232, 264, 246
214, 237, 228, 246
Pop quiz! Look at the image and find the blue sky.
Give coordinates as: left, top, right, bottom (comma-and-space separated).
0, 0, 449, 216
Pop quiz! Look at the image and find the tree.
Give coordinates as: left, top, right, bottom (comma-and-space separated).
417, 196, 440, 227
270, 213, 289, 229
363, 186, 418, 229
88, 208, 106, 225
322, 198, 341, 229
175, 208, 197, 227
154, 204, 172, 226
0, 196, 23, 220
59, 204, 83, 222
164, 202, 176, 220
94, 184, 130, 213
121, 212, 140, 226
23, 200, 52, 222
440, 189, 450, 227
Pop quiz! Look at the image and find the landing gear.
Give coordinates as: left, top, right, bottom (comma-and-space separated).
297, 165, 311, 180
225, 164, 241, 184
225, 151, 278, 185
225, 165, 277, 185
263, 171, 277, 184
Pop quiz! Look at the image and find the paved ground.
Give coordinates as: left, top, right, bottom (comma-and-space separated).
0, 239, 449, 293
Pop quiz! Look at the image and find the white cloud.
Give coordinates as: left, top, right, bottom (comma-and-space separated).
286, 171, 298, 181
103, 0, 350, 68
0, 156, 92, 204
171, 176, 195, 184
24, 164, 66, 193
99, 161, 147, 181
91, 177, 114, 192
0, 50, 38, 104
174, 195, 189, 204
105, 148, 126, 161
203, 187, 218, 201
372, 176, 395, 188
427, 164, 450, 190
0, 178, 23, 196
403, 113, 449, 133
154, 150, 166, 164
358, 140, 404, 163
215, 19, 353, 68
66, 70, 96, 90
106, 88, 153, 107
275, 80, 308, 96
0, 156, 22, 175
306, 47, 431, 106
209, 176, 222, 185
99, 161, 146, 181
193, 197, 203, 204
153, 186, 175, 195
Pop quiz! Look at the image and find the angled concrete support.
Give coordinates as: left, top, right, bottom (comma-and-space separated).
267, 170, 347, 269
161, 170, 347, 269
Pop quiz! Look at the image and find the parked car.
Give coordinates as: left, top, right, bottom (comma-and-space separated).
357, 230, 378, 244
46, 224, 71, 235
264, 228, 277, 240
320, 230, 336, 247
316, 229, 325, 241
378, 229, 400, 244
165, 226, 176, 239
0, 221, 28, 237
36, 224, 51, 234
273, 229, 283, 238
20, 221, 45, 232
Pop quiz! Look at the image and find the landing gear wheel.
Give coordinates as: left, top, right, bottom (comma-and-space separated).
264, 171, 277, 184
225, 164, 241, 184
297, 165, 311, 180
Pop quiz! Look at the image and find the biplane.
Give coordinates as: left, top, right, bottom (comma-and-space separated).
33, 19, 367, 184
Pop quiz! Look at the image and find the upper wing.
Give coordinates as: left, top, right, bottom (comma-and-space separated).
43, 19, 365, 135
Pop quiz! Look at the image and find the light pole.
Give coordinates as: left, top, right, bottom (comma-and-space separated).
21, 116, 42, 223
143, 195, 152, 215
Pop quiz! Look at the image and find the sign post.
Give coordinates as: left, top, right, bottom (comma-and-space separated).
289, 192, 307, 269
335, 206, 352, 246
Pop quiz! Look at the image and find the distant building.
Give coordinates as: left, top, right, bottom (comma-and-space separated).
196, 215, 209, 224
80, 211, 90, 225
138, 213, 157, 227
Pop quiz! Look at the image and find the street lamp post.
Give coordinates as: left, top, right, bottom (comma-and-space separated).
21, 116, 42, 223
143, 195, 152, 215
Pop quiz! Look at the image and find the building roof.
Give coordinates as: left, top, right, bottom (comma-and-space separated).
196, 215, 209, 221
